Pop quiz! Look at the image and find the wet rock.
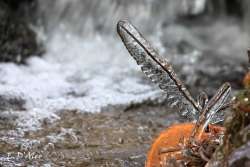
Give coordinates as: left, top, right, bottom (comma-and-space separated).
3, 0, 34, 8
0, 0, 43, 63
0, 94, 25, 131
0, 112, 18, 130
207, 0, 249, 18
228, 142, 250, 167
0, 94, 26, 111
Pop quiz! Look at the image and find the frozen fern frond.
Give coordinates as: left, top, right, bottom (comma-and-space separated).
117, 20, 201, 120
117, 20, 232, 124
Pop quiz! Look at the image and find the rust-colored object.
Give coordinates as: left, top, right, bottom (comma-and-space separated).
146, 123, 225, 167
243, 50, 250, 88
243, 72, 250, 88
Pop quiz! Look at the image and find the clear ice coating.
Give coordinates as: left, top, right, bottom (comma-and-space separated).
202, 82, 231, 126
117, 20, 232, 125
117, 20, 201, 120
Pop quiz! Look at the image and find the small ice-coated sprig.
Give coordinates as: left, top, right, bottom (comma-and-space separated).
117, 20, 231, 125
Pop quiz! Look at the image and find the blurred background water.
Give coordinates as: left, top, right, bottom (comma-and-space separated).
36, 0, 250, 36
35, 0, 250, 68
35, 0, 250, 96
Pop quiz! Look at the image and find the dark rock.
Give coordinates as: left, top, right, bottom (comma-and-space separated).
0, 0, 43, 64
196, 0, 245, 18
0, 94, 26, 111
3, 0, 34, 9
229, 142, 250, 167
